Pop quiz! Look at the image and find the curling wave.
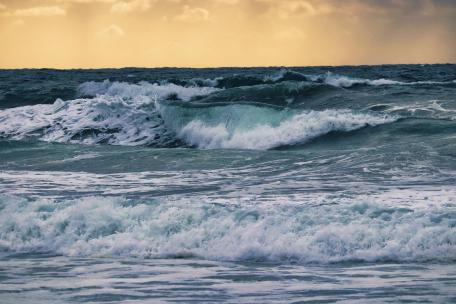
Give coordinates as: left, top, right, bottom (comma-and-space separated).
158, 102, 396, 150
0, 79, 396, 149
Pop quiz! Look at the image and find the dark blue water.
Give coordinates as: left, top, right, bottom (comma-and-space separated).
0, 65, 456, 303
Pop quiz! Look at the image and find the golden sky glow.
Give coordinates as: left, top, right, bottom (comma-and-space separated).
0, 0, 455, 68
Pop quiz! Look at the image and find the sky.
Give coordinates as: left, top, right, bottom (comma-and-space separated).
0, 0, 455, 68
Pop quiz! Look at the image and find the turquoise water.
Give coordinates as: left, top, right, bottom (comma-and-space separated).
0, 65, 456, 302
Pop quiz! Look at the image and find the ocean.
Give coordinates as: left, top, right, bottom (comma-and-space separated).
0, 65, 455, 303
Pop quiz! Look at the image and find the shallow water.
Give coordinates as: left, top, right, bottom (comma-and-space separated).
0, 65, 456, 302
1, 254, 456, 304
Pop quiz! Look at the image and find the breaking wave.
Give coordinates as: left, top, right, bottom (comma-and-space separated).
1, 74, 454, 149
158, 103, 395, 150
0, 194, 455, 263
78, 79, 221, 101
0, 81, 219, 146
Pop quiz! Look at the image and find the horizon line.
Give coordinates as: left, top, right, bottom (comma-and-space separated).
1, 62, 455, 71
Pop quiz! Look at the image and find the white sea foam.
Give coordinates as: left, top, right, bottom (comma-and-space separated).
0, 81, 219, 145
0, 194, 454, 263
320, 74, 402, 87
0, 96, 161, 145
263, 69, 456, 88
313, 72, 456, 88
78, 80, 220, 101
176, 109, 395, 150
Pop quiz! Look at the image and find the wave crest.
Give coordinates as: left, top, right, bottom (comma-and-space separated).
78, 79, 221, 101
158, 104, 396, 150
186, 69, 456, 89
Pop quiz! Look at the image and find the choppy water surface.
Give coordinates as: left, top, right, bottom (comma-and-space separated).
1, 65, 456, 303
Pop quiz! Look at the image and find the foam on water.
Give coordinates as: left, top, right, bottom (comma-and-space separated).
161, 105, 396, 150
0, 96, 162, 145
0, 81, 219, 146
0, 72, 452, 149
317, 73, 402, 87
0, 194, 454, 263
263, 69, 456, 88
78, 79, 221, 101
0, 87, 396, 149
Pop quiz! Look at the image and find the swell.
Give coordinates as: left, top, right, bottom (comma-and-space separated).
181, 69, 456, 89
1, 76, 455, 150
2, 67, 455, 110
0, 194, 455, 263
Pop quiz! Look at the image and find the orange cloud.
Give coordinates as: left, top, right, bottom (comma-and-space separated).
97, 24, 125, 37
14, 6, 66, 17
111, 0, 154, 13
175, 5, 210, 21
0, 0, 454, 68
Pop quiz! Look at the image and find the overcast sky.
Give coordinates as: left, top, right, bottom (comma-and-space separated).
0, 0, 455, 68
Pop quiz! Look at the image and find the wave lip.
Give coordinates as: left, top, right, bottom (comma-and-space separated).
78, 79, 221, 101
310, 72, 456, 88
172, 108, 396, 150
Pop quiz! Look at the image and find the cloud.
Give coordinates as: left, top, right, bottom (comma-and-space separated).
97, 24, 125, 37
56, 0, 116, 3
214, 0, 239, 4
0, 3, 6, 11
111, 0, 154, 13
250, 0, 456, 18
175, 5, 210, 21
13, 6, 66, 17
276, 27, 307, 39
281, 0, 333, 16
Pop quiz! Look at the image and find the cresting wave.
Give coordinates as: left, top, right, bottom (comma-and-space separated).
1, 70, 454, 149
0, 195, 455, 263
158, 104, 395, 150
78, 79, 221, 101
0, 80, 397, 149
0, 81, 220, 146
185, 69, 456, 89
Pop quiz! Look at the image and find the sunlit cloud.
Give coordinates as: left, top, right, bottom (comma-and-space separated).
97, 24, 125, 37
56, 0, 116, 3
214, 0, 239, 5
175, 5, 210, 21
275, 0, 333, 18
13, 6, 66, 17
111, 0, 154, 13
0, 0, 454, 68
